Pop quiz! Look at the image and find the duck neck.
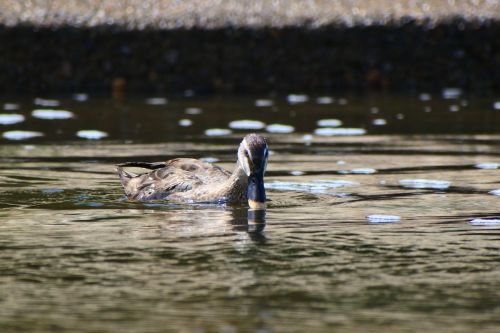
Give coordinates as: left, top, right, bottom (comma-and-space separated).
220, 163, 248, 204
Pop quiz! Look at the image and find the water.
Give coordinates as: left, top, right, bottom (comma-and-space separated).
1, 94, 500, 332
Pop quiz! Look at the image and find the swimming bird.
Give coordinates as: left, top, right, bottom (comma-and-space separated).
116, 133, 269, 209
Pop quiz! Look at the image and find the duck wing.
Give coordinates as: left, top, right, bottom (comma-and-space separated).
116, 158, 231, 201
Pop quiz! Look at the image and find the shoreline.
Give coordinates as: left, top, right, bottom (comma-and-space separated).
1, 19, 499, 95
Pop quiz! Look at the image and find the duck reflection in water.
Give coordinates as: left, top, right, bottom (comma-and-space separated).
116, 134, 269, 209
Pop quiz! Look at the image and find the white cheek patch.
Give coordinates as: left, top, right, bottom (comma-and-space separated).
242, 139, 253, 161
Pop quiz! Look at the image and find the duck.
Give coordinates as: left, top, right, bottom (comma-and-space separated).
116, 133, 269, 209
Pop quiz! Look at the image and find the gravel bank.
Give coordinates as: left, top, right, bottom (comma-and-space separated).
0, 0, 499, 28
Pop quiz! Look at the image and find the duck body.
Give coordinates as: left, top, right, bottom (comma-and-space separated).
116, 134, 269, 208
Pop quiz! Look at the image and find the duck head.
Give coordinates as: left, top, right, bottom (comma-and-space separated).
237, 134, 269, 210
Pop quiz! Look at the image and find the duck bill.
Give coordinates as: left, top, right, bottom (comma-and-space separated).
248, 173, 266, 210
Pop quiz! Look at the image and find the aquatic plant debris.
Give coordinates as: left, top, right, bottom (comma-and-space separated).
367, 215, 401, 224
399, 179, 451, 189
32, 109, 74, 120
0, 114, 25, 125
2, 130, 44, 140
76, 130, 108, 140
229, 119, 266, 130
205, 128, 232, 136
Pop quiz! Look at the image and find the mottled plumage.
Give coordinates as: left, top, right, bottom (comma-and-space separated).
116, 134, 269, 207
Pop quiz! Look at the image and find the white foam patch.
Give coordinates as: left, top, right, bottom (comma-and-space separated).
32, 109, 74, 120
205, 128, 232, 136
442, 87, 461, 99
419, 93, 431, 101
185, 107, 203, 115
475, 163, 498, 169
73, 93, 88, 102
2, 130, 44, 140
178, 119, 192, 127
266, 123, 294, 133
266, 179, 358, 194
470, 218, 500, 226
76, 130, 108, 140
316, 96, 334, 104
399, 179, 451, 189
0, 114, 25, 125
34, 98, 60, 107
314, 127, 366, 136
255, 99, 273, 107
3, 103, 19, 111
351, 168, 377, 174
229, 119, 266, 130
317, 119, 342, 127
145, 97, 168, 105
287, 94, 309, 104
373, 118, 387, 126
367, 215, 401, 224
489, 189, 500, 196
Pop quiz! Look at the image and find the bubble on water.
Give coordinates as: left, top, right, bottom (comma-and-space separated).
266, 124, 294, 133
145, 97, 168, 105
266, 179, 358, 194
470, 218, 500, 226
178, 119, 192, 127
302, 134, 313, 141
370, 107, 379, 114
442, 87, 461, 99
255, 99, 273, 107
2, 130, 44, 140
287, 94, 309, 104
229, 119, 266, 130
475, 162, 498, 169
314, 127, 366, 136
205, 128, 232, 136
338, 98, 348, 105
32, 109, 74, 120
373, 118, 387, 126
399, 179, 451, 189
449, 105, 460, 112
73, 93, 88, 102
316, 96, 334, 104
185, 107, 203, 115
419, 93, 431, 101
290, 170, 304, 176
367, 214, 401, 224
396, 113, 405, 120
34, 98, 60, 107
489, 189, 500, 196
424, 106, 432, 113
317, 119, 342, 127
200, 156, 219, 163
3, 103, 19, 111
0, 114, 25, 125
76, 130, 108, 140
351, 168, 377, 174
